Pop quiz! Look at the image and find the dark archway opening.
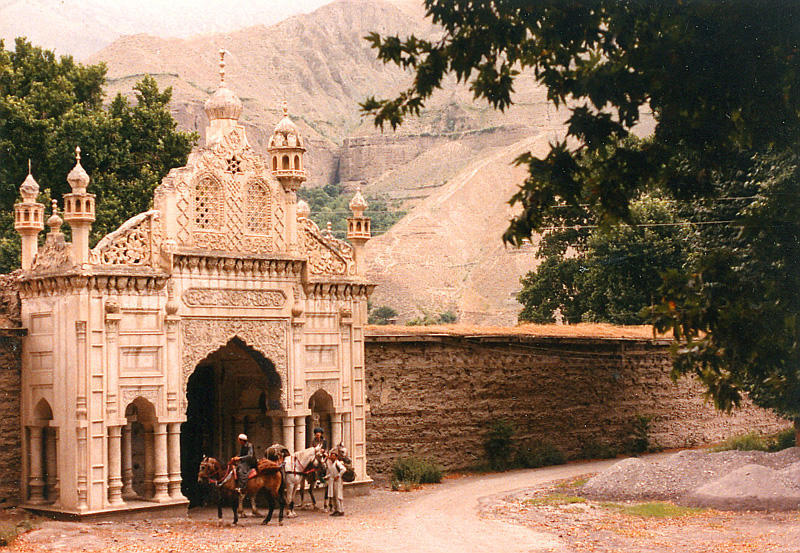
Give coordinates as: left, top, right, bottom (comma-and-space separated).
181, 337, 282, 504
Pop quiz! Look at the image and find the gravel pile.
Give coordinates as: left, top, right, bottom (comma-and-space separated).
580, 447, 800, 510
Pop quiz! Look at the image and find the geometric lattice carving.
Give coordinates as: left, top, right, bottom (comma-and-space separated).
246, 180, 270, 234
194, 176, 223, 230
90, 210, 162, 266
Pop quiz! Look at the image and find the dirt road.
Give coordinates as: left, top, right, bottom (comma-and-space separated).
11, 457, 796, 553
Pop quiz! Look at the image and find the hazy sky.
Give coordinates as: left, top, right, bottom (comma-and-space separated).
1, 0, 338, 58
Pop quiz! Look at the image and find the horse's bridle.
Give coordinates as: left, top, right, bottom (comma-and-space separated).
286, 448, 323, 475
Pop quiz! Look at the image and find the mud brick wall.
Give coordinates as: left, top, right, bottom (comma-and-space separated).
0, 333, 22, 503
364, 336, 787, 475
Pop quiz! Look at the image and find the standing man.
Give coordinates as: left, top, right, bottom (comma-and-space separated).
325, 449, 346, 516
232, 433, 256, 494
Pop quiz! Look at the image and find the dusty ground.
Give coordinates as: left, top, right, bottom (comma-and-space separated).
489, 477, 800, 553
3, 455, 799, 552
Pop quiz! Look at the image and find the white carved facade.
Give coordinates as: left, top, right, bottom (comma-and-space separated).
14, 51, 374, 515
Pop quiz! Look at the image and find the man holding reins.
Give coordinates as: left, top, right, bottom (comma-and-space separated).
232, 433, 256, 494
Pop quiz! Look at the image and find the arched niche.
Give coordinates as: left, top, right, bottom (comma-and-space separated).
124, 397, 157, 499
307, 389, 334, 449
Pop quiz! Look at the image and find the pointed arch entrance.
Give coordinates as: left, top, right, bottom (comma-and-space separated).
181, 336, 283, 502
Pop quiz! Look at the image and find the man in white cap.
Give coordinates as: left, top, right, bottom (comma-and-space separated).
232, 433, 256, 493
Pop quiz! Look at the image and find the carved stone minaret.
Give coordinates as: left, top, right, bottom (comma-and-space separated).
346, 187, 371, 276
204, 49, 243, 146
14, 161, 45, 270
62, 146, 95, 265
269, 100, 307, 251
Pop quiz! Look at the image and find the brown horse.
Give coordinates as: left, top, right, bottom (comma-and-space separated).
197, 456, 285, 525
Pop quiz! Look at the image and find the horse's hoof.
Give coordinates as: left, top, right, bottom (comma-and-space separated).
279, 521, 283, 526
287, 512, 297, 518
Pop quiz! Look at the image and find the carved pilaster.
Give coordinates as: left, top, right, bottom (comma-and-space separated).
105, 301, 122, 417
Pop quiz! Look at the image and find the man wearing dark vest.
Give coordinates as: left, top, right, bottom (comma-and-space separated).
232, 433, 256, 493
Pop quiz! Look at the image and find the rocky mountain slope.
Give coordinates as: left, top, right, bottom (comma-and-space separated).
88, 0, 577, 324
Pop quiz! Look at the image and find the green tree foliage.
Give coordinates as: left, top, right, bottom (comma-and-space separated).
0, 38, 195, 272
518, 193, 689, 324
367, 305, 398, 325
297, 182, 406, 239
362, 3, 800, 430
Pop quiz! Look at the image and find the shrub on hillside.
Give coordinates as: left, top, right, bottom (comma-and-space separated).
391, 455, 443, 488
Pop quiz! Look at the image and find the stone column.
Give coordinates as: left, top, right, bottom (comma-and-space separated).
282, 417, 295, 454
152, 423, 170, 501
45, 428, 58, 504
331, 413, 343, 449
167, 423, 183, 499
121, 424, 136, 499
28, 426, 45, 504
294, 416, 306, 451
107, 426, 124, 505
271, 416, 283, 446
342, 412, 352, 453
143, 428, 155, 498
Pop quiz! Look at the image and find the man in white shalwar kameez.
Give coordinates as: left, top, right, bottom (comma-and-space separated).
325, 450, 346, 516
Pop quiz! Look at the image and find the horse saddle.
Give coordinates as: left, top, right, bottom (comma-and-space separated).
256, 458, 282, 473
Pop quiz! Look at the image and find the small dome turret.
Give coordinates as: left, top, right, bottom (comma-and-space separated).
20, 161, 40, 202
67, 146, 90, 193
297, 199, 311, 219
349, 187, 368, 218
268, 100, 306, 191
47, 199, 63, 233
269, 100, 304, 149
204, 49, 242, 122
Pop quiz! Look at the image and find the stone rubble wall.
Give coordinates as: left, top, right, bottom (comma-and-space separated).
0, 273, 22, 503
364, 337, 788, 476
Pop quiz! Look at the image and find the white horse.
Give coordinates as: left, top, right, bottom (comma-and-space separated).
284, 444, 324, 518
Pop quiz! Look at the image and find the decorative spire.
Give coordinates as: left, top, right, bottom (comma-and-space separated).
19, 161, 40, 202
282, 99, 288, 116
219, 48, 226, 86
204, 48, 243, 123
47, 199, 63, 233
67, 145, 90, 192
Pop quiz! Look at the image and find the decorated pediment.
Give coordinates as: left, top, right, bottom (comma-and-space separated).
299, 217, 356, 277
90, 210, 163, 267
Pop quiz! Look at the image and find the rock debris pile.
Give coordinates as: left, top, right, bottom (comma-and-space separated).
581, 447, 800, 511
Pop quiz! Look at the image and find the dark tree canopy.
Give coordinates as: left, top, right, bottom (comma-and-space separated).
0, 38, 196, 272
362, 1, 800, 237
363, 2, 800, 430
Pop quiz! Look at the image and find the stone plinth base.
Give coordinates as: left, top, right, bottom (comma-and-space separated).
344, 476, 372, 497
21, 497, 189, 521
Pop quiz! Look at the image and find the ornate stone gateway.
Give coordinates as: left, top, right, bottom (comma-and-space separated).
13, 51, 374, 514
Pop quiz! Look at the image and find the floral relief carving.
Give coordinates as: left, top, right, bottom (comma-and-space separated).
181, 319, 288, 409
182, 288, 286, 308
90, 210, 162, 266
32, 234, 74, 272
299, 218, 355, 276
120, 386, 160, 407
